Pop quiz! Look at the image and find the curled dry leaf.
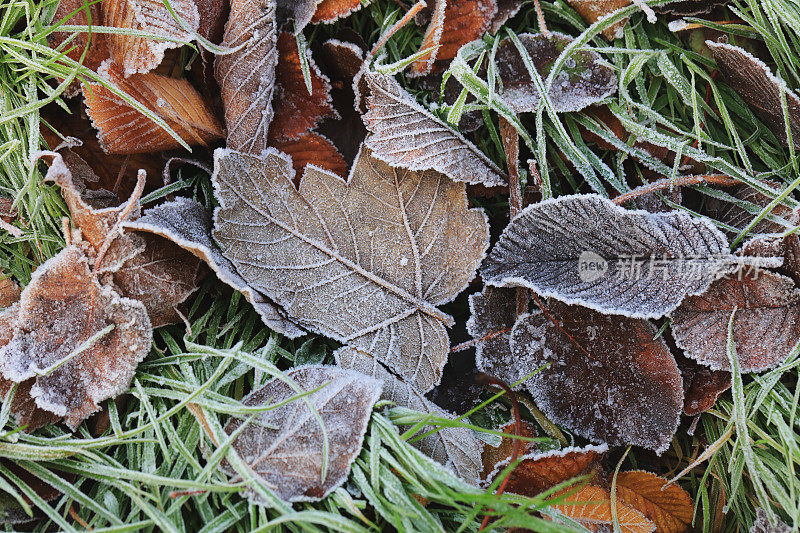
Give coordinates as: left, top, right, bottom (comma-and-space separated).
212, 146, 489, 392
195, 0, 229, 42
670, 269, 800, 372
566, 0, 631, 40
84, 60, 224, 154
123, 197, 305, 338
102, 0, 200, 77
0, 245, 152, 430
272, 132, 348, 178
311, 0, 363, 23
336, 347, 484, 485
222, 365, 382, 503
615, 470, 694, 533
681, 359, 731, 416
480, 419, 538, 481
707, 41, 800, 149
215, 0, 278, 153
495, 32, 617, 113
488, 444, 607, 496
510, 304, 683, 453
549, 485, 656, 533
481, 194, 734, 318
363, 72, 506, 187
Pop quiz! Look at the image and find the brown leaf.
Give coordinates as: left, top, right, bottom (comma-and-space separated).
549, 485, 656, 533
269, 32, 335, 142
0, 277, 21, 308
705, 181, 798, 236
510, 303, 683, 453
489, 444, 607, 496
84, 60, 224, 154
565, 0, 631, 41
0, 245, 152, 430
276, 0, 318, 32
489, 0, 524, 34
195, 0, 229, 42
311, 0, 364, 23
215, 0, 278, 154
222, 365, 382, 503
670, 269, 800, 372
615, 471, 694, 533
707, 40, 800, 149
654, 0, 728, 16
212, 145, 489, 393
102, 0, 199, 76
480, 420, 538, 481
272, 131, 348, 178
681, 359, 731, 416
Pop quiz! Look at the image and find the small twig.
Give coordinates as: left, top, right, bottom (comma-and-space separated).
500, 117, 529, 316
612, 174, 739, 206
169, 489, 208, 498
450, 328, 511, 353
370, 1, 427, 58
68, 505, 91, 529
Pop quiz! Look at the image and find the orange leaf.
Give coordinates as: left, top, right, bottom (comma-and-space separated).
565, 0, 631, 41
480, 420, 538, 481
84, 60, 224, 154
272, 131, 348, 180
551, 485, 656, 533
492, 445, 607, 496
615, 471, 694, 533
311, 0, 364, 23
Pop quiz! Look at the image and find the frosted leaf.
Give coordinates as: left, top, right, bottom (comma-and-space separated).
467, 286, 534, 389
680, 359, 730, 416
0, 277, 20, 308
614, 471, 694, 533
670, 269, 800, 372
102, 0, 199, 77
311, 0, 364, 23
705, 180, 799, 236
481, 194, 734, 318
0, 246, 152, 430
335, 347, 483, 485
751, 508, 792, 533
195, 0, 228, 41
511, 304, 683, 453
215, 0, 278, 153
487, 444, 607, 496
84, 60, 224, 154
222, 365, 382, 503
276, 0, 319, 32
363, 72, 506, 187
494, 33, 617, 113
565, 0, 630, 41
480, 420, 538, 482
272, 132, 348, 179
549, 485, 656, 533
707, 41, 800, 149
489, 0, 524, 34
213, 146, 489, 392
47, 0, 108, 96
123, 197, 304, 338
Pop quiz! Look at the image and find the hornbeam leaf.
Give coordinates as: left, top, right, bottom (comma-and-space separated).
222, 365, 382, 503
481, 194, 734, 318
212, 145, 489, 392
363, 72, 506, 187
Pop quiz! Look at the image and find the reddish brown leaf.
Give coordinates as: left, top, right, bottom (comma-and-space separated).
102, 0, 199, 76
311, 0, 363, 23
549, 485, 656, 533
681, 359, 731, 416
84, 60, 224, 154
565, 0, 631, 41
272, 131, 348, 178
0, 277, 21, 308
196, 0, 229, 42
489, 0, 524, 33
480, 420, 538, 481
615, 471, 694, 533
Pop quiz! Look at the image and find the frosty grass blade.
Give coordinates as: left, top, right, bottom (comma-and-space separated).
222, 365, 382, 504
481, 194, 735, 318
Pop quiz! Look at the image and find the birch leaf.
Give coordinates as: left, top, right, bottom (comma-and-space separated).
510, 304, 683, 453
212, 145, 489, 392
215, 0, 279, 153
363, 72, 506, 187
222, 365, 382, 503
335, 347, 484, 485
102, 0, 200, 77
670, 269, 800, 372
481, 194, 734, 318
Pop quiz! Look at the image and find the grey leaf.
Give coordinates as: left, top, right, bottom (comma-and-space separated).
124, 197, 304, 338
481, 194, 734, 318
212, 145, 489, 392
223, 365, 382, 503
215, 0, 278, 153
363, 72, 506, 187
335, 347, 483, 485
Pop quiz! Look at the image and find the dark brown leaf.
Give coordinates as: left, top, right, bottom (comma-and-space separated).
196, 0, 229, 42
276, 0, 318, 32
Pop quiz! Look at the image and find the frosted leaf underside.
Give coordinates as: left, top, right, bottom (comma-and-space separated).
363, 73, 506, 187
481, 194, 733, 318
212, 146, 489, 392
222, 365, 382, 503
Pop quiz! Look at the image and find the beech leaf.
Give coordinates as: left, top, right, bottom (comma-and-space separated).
481, 194, 734, 318
212, 145, 489, 392
670, 269, 800, 372
615, 470, 694, 533
510, 304, 683, 453
363, 72, 506, 187
222, 365, 382, 503
549, 485, 656, 533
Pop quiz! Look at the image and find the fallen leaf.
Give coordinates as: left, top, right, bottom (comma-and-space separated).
654, 0, 728, 15
681, 359, 731, 416
510, 304, 683, 453
84, 60, 224, 154
0, 277, 21, 307
102, 0, 200, 77
670, 269, 800, 372
549, 485, 656, 533
272, 131, 348, 178
195, 0, 229, 42
489, 0, 524, 34
495, 32, 617, 113
480, 419, 538, 482
311, 0, 363, 23
707, 40, 800, 149
212, 145, 489, 392
123, 197, 305, 338
410, 0, 447, 76
222, 365, 382, 503
336, 346, 484, 485
565, 0, 631, 41
0, 245, 152, 430
751, 508, 792, 533
705, 181, 798, 235
215, 0, 279, 153
0, 460, 71, 524
363, 72, 506, 187
615, 470, 694, 533
488, 444, 607, 496
481, 194, 734, 319
276, 0, 319, 32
